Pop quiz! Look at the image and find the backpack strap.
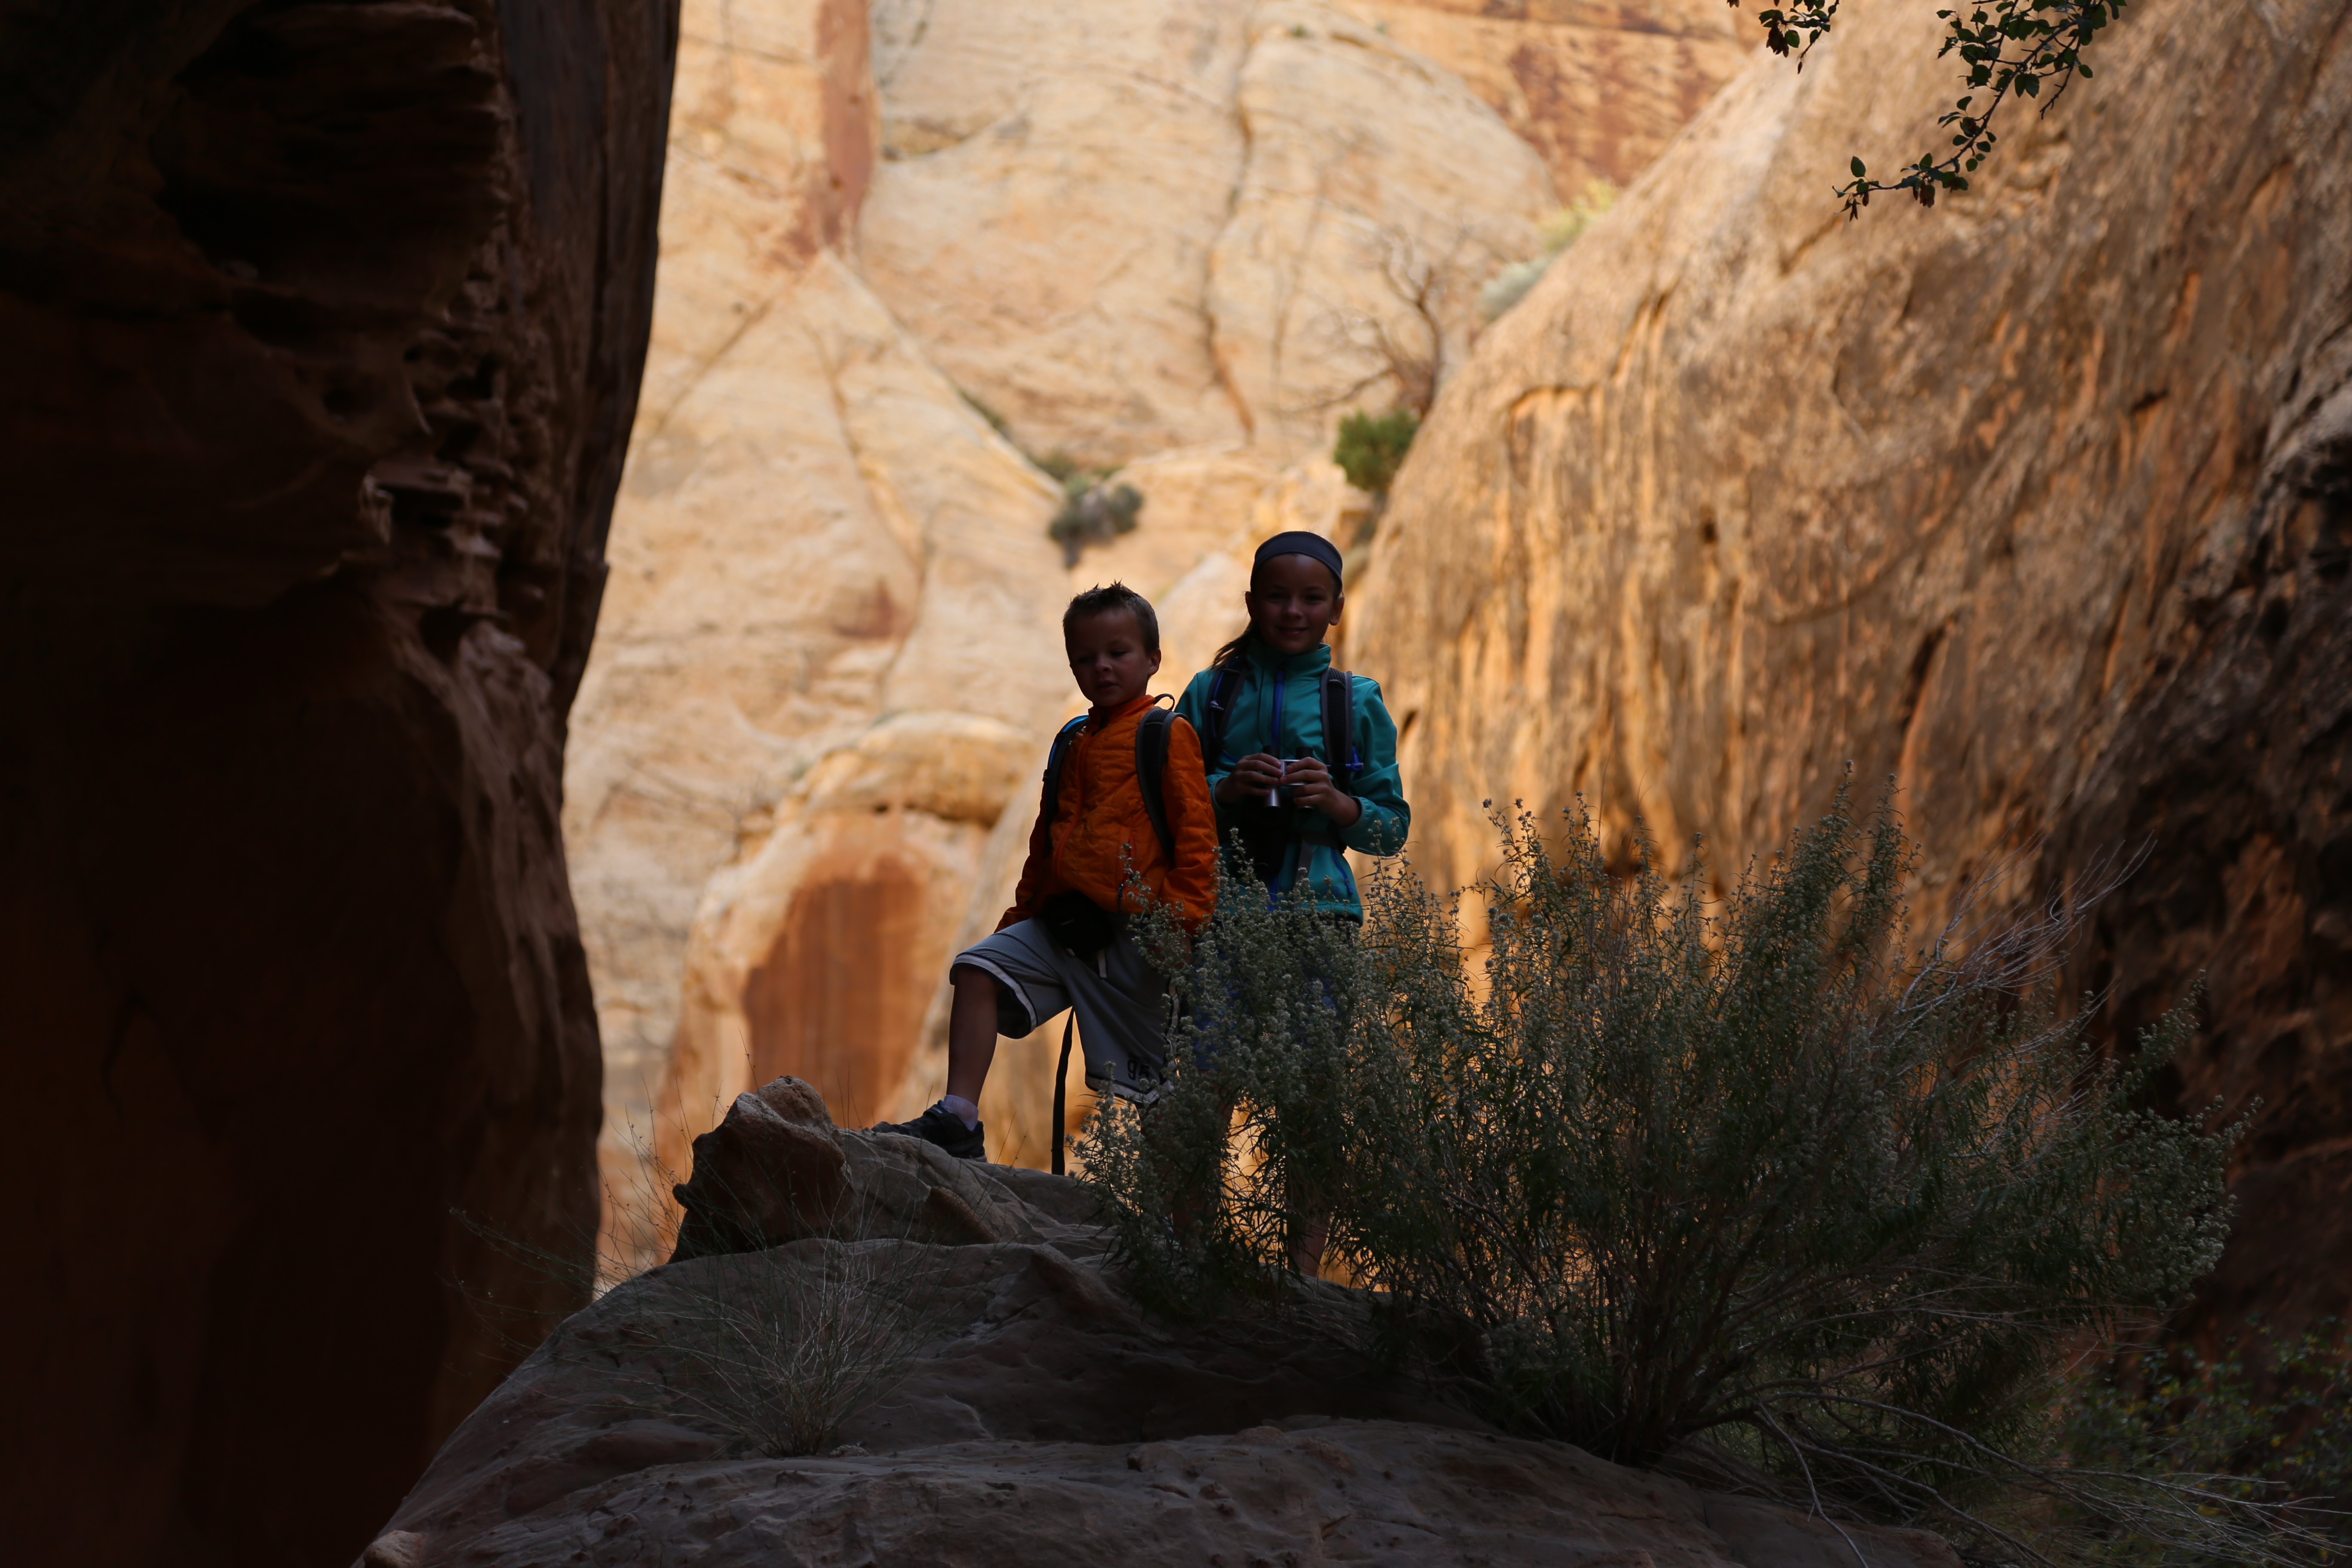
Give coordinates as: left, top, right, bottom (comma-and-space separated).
1202, 661, 1247, 764
1320, 666, 1360, 792
1038, 714, 1089, 826
1133, 701, 1177, 861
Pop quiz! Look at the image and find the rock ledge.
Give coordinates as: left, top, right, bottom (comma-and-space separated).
367, 1081, 1960, 1568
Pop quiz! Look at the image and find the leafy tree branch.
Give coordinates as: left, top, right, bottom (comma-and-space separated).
1731, 0, 2124, 215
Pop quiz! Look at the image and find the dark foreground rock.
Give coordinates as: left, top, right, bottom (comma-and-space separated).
362, 1083, 1961, 1568
0, 2, 675, 1562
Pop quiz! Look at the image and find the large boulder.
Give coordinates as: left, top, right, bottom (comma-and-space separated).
1349, 0, 2352, 1332
360, 1080, 1965, 1568
0, 0, 676, 1561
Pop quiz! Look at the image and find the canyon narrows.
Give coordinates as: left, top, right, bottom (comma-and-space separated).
0, 1, 677, 1562
11, 0, 2349, 1558
562, 0, 1755, 1249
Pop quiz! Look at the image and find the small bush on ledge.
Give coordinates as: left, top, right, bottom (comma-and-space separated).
1036, 451, 1142, 566
1332, 408, 1418, 499
1084, 791, 2330, 1565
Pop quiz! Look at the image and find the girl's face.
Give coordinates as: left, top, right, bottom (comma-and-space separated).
1244, 553, 1343, 657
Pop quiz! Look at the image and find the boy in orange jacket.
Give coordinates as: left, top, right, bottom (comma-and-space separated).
878, 583, 1218, 1161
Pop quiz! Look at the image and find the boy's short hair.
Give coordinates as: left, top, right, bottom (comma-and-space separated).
1063, 582, 1160, 653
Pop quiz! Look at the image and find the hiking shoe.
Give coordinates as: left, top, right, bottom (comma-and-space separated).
874, 1102, 986, 1161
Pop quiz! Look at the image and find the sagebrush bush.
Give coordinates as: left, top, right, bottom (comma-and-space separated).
2060, 1320, 2352, 1564
1083, 863, 1371, 1317
1477, 179, 1618, 322
644, 1232, 941, 1457
1082, 793, 2325, 1564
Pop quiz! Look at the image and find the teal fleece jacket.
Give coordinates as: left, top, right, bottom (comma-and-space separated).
1172, 639, 1409, 922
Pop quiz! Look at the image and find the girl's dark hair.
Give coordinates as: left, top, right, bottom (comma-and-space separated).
1064, 581, 1159, 652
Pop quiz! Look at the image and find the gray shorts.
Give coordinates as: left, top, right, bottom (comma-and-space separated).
952, 919, 1172, 1101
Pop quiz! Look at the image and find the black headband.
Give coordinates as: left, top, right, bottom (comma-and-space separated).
1252, 530, 1344, 588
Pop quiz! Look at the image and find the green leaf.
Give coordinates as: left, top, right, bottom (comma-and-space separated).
1851, 156, 1868, 177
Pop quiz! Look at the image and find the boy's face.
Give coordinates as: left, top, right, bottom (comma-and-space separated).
1244, 553, 1343, 657
1066, 608, 1163, 711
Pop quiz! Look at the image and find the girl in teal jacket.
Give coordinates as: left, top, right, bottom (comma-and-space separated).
1173, 532, 1409, 920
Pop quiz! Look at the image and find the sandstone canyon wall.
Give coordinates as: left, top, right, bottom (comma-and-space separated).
1341, 0, 1750, 199
567, 0, 1759, 1224
1351, 0, 2352, 1332
0, 2, 675, 1562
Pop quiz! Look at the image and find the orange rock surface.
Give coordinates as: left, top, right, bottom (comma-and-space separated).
1336, 0, 1752, 196
1352, 0, 2352, 1331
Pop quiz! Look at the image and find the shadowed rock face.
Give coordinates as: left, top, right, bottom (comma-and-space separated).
364, 1080, 1966, 1568
1351, 0, 2351, 1339
0, 1, 676, 1562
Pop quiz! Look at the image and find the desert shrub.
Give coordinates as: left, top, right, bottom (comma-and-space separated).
1083, 863, 1374, 1317
1042, 453, 1143, 565
1476, 257, 1553, 325
459, 1129, 939, 1458
643, 1234, 941, 1457
1332, 408, 1420, 497
1478, 180, 1618, 322
1082, 792, 2323, 1564
2057, 1321, 2352, 1563
959, 388, 1015, 442
949, 398, 1147, 566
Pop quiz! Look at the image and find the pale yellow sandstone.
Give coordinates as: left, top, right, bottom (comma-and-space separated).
860, 0, 1554, 467
1207, 3, 1553, 456
572, 0, 1735, 1222
661, 713, 1028, 1148
861, 0, 1258, 465
600, 239, 1076, 1228
566, 0, 1072, 1241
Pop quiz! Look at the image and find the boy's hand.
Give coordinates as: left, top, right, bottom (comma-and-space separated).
1277, 758, 1362, 828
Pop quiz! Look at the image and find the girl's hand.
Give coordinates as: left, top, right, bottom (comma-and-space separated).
1271, 758, 1362, 828
1217, 752, 1287, 805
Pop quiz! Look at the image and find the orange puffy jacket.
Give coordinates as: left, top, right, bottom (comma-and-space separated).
1001, 693, 1219, 934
